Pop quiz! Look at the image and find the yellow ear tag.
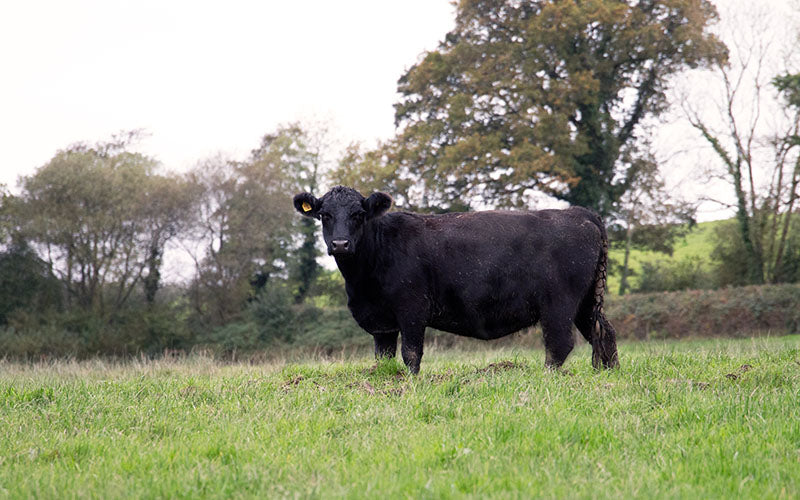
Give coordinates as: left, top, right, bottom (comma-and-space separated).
302, 201, 312, 212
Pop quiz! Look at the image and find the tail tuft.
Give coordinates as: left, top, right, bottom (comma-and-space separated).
588, 213, 620, 370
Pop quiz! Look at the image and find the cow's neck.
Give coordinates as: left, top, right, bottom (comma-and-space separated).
334, 220, 382, 284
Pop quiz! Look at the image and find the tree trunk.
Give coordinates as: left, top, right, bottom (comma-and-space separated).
618, 224, 634, 295
773, 158, 800, 282
731, 160, 764, 284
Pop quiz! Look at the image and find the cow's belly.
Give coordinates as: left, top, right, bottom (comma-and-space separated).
348, 301, 399, 335
429, 293, 539, 340
429, 315, 537, 340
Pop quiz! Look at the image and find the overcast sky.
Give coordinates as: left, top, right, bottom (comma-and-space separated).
1, 0, 797, 223
0, 0, 454, 187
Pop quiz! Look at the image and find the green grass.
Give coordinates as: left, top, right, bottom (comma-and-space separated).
2, 336, 799, 499
608, 219, 726, 294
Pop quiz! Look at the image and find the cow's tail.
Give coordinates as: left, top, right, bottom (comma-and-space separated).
588, 213, 620, 370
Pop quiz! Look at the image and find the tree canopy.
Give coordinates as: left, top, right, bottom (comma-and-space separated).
393, 0, 725, 215
186, 123, 324, 323
12, 133, 193, 315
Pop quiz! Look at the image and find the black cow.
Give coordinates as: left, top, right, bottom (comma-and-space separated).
293, 186, 619, 374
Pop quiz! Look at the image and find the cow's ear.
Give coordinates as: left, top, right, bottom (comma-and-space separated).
363, 192, 392, 219
293, 192, 320, 218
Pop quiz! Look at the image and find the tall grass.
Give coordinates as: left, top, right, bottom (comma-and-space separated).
1, 336, 798, 498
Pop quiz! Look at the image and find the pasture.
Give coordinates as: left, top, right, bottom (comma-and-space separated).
606, 219, 723, 294
1, 335, 799, 499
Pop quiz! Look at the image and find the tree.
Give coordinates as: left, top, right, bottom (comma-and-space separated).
393, 0, 725, 215
0, 240, 63, 325
248, 122, 334, 304
259, 123, 326, 303
609, 146, 695, 294
682, 6, 800, 284
139, 174, 196, 304
186, 124, 321, 323
771, 72, 800, 283
0, 190, 63, 325
14, 132, 191, 315
0, 185, 10, 245
186, 155, 289, 324
330, 141, 420, 210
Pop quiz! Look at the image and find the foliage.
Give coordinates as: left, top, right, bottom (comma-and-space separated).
186, 123, 324, 324
606, 216, 800, 294
248, 283, 296, 343
0, 241, 63, 325
291, 217, 320, 302
773, 72, 800, 110
1, 337, 799, 498
329, 142, 423, 210
608, 147, 696, 294
633, 256, 711, 294
772, 224, 800, 283
606, 283, 800, 340
256, 123, 326, 303
0, 299, 194, 358
683, 10, 800, 285
607, 218, 721, 293
391, 0, 725, 214
707, 214, 800, 288
708, 220, 752, 288
306, 268, 348, 308
11, 132, 193, 315
196, 284, 366, 355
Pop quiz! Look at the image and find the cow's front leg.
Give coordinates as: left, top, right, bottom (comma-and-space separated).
400, 323, 425, 375
373, 331, 399, 359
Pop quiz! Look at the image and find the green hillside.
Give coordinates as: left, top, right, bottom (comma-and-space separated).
607, 219, 730, 295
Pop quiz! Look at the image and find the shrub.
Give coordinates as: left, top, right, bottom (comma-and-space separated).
248, 283, 296, 343
606, 283, 800, 340
0, 299, 195, 359
709, 221, 751, 287
0, 242, 63, 325
634, 256, 713, 293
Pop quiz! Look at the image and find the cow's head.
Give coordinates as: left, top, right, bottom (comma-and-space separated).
293, 186, 392, 256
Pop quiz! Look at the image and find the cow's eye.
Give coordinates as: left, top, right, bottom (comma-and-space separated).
320, 213, 332, 222
351, 212, 366, 222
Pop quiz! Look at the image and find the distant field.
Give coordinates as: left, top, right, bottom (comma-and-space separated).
607, 219, 725, 294
2, 335, 799, 499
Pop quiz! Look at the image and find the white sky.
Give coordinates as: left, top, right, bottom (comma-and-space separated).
0, 0, 455, 187
0, 0, 797, 224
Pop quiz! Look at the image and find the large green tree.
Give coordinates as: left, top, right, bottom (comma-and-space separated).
187, 123, 323, 323
254, 124, 326, 304
14, 133, 193, 315
393, 0, 725, 215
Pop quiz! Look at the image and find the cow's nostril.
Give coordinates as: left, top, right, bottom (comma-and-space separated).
332, 239, 350, 253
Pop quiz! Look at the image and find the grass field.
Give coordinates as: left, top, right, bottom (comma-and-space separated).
1, 335, 799, 499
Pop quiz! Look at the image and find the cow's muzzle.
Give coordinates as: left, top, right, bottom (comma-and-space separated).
330, 239, 352, 255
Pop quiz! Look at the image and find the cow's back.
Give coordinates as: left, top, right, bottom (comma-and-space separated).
367, 207, 603, 339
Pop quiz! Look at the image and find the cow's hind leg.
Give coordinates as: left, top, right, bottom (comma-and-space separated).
373, 331, 399, 359
575, 297, 619, 370
593, 312, 619, 369
574, 296, 594, 344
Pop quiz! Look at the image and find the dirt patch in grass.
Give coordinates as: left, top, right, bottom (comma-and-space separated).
667, 378, 710, 390
476, 360, 524, 374
426, 369, 455, 383
281, 375, 305, 391
725, 364, 753, 380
